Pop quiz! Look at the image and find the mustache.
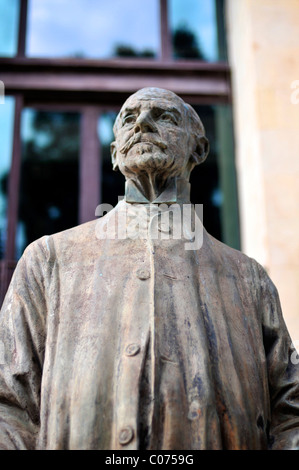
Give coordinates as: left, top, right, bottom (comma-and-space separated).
119, 132, 168, 154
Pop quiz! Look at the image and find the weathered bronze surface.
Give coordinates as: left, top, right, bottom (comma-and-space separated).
0, 88, 298, 450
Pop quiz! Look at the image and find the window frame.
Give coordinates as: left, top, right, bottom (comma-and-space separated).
0, 0, 235, 304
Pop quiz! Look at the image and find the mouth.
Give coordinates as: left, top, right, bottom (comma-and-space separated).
120, 133, 167, 154
133, 141, 160, 149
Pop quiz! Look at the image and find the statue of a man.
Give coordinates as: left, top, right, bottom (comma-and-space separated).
0, 88, 298, 450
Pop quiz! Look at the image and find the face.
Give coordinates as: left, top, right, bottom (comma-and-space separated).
111, 89, 195, 179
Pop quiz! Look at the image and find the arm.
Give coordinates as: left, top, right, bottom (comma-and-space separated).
258, 264, 299, 449
0, 238, 50, 449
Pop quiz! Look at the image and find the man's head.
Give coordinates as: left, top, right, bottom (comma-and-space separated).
111, 87, 209, 181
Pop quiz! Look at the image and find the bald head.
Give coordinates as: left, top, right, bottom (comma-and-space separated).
113, 87, 206, 141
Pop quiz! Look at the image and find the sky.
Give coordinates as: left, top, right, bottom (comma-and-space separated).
25, 0, 217, 60
0, 97, 14, 179
0, 0, 218, 60
169, 0, 217, 61
0, 97, 15, 240
0, 0, 20, 56
27, 0, 160, 58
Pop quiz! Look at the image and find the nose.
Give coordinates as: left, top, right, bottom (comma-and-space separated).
134, 111, 156, 133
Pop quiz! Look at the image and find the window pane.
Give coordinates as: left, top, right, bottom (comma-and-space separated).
17, 109, 80, 258
169, 0, 227, 61
98, 111, 125, 207
190, 105, 240, 249
214, 105, 240, 249
26, 0, 159, 59
0, 97, 15, 258
0, 0, 20, 57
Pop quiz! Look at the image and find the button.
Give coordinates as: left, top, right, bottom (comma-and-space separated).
118, 426, 134, 445
136, 268, 150, 280
125, 343, 140, 357
188, 400, 201, 421
158, 221, 172, 234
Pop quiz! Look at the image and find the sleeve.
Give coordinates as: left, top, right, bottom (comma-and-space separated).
0, 237, 50, 449
258, 263, 299, 450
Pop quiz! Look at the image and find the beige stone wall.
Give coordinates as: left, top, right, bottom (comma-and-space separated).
226, 0, 299, 342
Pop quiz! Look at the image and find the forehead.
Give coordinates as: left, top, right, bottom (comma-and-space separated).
120, 92, 185, 115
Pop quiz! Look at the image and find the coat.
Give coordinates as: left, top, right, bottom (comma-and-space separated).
0, 199, 298, 450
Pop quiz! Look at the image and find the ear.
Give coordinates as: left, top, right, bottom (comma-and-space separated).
110, 141, 119, 171
190, 135, 209, 166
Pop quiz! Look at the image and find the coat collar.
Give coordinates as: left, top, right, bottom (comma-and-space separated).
124, 177, 191, 205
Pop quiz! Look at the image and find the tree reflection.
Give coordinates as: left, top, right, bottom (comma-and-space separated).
17, 111, 80, 256
114, 44, 155, 58
172, 25, 205, 60
113, 25, 204, 60
0, 165, 9, 259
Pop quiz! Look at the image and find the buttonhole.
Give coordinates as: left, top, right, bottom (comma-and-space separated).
257, 415, 264, 430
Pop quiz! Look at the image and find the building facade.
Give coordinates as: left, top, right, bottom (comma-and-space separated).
227, 0, 299, 342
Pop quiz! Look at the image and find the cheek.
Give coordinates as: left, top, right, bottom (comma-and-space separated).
163, 129, 190, 153
116, 129, 132, 146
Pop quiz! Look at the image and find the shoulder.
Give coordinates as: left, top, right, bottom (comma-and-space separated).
203, 233, 281, 312
49, 219, 99, 248
204, 231, 255, 266
21, 219, 99, 266
203, 231, 267, 283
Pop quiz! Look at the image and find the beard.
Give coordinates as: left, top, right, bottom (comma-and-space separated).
118, 142, 182, 179
127, 143, 171, 169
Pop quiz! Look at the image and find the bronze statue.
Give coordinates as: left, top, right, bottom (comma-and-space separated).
0, 87, 298, 450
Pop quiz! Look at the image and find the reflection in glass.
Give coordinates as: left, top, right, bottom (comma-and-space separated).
190, 105, 239, 249
17, 110, 80, 258
98, 111, 125, 207
27, 0, 159, 59
0, 0, 20, 57
169, 0, 227, 61
0, 97, 15, 259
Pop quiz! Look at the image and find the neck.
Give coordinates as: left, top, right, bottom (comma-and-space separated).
125, 175, 191, 204
130, 173, 171, 202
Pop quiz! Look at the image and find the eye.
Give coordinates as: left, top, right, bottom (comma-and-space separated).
122, 114, 136, 126
159, 112, 177, 125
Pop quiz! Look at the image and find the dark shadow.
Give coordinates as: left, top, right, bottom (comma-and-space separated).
18, 111, 80, 257
172, 24, 205, 60
113, 44, 155, 58
190, 106, 222, 242
0, 172, 8, 259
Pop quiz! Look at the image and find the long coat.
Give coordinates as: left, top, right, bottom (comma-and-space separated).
0, 200, 298, 450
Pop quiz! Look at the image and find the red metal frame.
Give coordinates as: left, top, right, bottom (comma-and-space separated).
80, 107, 101, 224
16, 0, 28, 58
160, 0, 172, 61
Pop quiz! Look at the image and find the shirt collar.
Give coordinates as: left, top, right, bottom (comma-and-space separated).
124, 177, 191, 205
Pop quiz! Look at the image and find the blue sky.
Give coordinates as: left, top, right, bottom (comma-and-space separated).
0, 97, 14, 235
0, 0, 218, 59
169, 0, 217, 61
27, 0, 160, 57
26, 0, 217, 60
0, 0, 19, 56
0, 98, 14, 178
